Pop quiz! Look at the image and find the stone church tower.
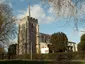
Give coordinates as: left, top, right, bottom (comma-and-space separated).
17, 5, 39, 55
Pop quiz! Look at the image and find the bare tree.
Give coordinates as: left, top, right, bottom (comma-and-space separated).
42, 0, 85, 31
0, 3, 17, 44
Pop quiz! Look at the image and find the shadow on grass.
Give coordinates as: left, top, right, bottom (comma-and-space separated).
0, 60, 84, 64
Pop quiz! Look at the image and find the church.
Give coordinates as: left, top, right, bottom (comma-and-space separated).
17, 5, 39, 55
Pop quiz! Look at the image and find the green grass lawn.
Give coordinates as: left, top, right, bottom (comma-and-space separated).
0, 60, 85, 64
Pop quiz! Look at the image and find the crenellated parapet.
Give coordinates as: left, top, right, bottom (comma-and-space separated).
27, 16, 38, 24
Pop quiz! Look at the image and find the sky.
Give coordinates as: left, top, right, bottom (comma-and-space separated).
0, 0, 85, 44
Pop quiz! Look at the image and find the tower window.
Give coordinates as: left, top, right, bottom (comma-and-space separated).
31, 23, 33, 28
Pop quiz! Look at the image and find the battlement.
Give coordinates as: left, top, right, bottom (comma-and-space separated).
19, 16, 38, 25
27, 16, 38, 23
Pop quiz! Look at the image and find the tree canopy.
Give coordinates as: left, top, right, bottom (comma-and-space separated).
50, 32, 68, 52
8, 44, 17, 55
78, 34, 85, 52
80, 34, 85, 41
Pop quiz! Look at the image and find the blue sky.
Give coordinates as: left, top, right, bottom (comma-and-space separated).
1, 0, 85, 43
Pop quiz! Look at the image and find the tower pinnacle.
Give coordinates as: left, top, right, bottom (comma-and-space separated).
28, 3, 31, 17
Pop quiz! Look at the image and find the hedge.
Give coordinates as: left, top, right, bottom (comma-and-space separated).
1, 52, 85, 60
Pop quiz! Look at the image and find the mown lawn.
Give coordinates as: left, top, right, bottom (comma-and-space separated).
0, 60, 84, 64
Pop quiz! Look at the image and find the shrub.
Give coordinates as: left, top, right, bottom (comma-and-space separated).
2, 52, 85, 60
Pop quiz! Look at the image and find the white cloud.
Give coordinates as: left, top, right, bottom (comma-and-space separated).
49, 0, 85, 18
17, 4, 56, 24
75, 28, 85, 37
0, 0, 6, 3
49, 0, 77, 18
48, 6, 56, 14
8, 2, 12, 8
0, 0, 12, 8
48, 7, 53, 13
